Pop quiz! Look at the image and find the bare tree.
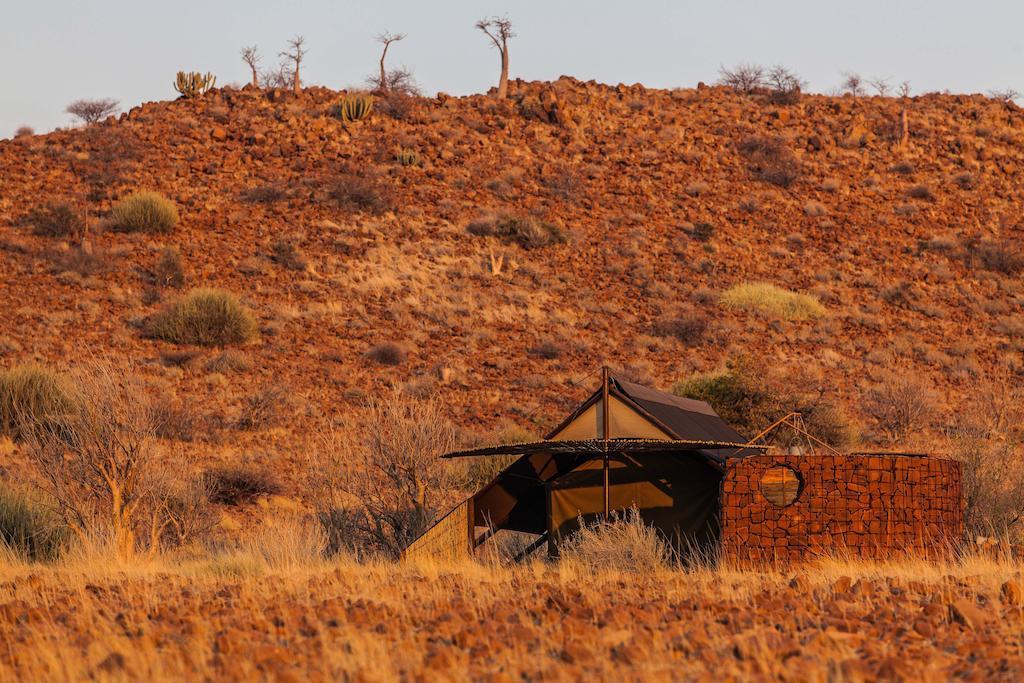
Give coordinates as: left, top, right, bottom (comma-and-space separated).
897, 81, 912, 148
476, 16, 514, 99
840, 72, 865, 97
18, 363, 210, 560
66, 99, 120, 125
766, 65, 806, 104
373, 32, 406, 93
241, 45, 261, 88
312, 390, 458, 558
869, 77, 891, 96
988, 88, 1020, 103
719, 63, 766, 94
280, 36, 307, 94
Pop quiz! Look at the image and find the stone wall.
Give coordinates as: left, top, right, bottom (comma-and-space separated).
720, 454, 963, 563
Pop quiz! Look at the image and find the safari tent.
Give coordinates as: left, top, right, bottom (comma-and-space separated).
405, 369, 764, 561
404, 369, 965, 564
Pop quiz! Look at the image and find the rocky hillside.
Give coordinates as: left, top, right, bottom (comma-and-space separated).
1, 77, 1022, 483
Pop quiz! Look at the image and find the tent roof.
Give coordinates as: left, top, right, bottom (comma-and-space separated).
442, 438, 766, 460
544, 371, 748, 445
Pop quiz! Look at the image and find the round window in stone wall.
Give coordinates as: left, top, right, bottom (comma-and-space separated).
760, 466, 802, 507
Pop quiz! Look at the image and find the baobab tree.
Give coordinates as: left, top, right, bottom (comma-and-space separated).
241, 45, 261, 88
66, 98, 120, 125
280, 36, 307, 94
373, 31, 405, 93
476, 16, 513, 99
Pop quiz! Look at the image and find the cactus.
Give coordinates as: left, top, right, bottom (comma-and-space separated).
329, 94, 374, 124
174, 71, 217, 98
395, 148, 420, 167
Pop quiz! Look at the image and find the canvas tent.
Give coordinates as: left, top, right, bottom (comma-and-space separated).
404, 369, 764, 562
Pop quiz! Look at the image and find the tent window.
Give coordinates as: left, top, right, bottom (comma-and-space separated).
760, 466, 802, 507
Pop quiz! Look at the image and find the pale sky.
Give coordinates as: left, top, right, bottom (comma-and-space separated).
2, 0, 1022, 136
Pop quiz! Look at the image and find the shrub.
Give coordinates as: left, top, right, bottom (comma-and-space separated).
560, 507, 670, 572
366, 342, 405, 366
0, 487, 67, 562
971, 239, 1024, 275
154, 246, 185, 288
951, 435, 1024, 539
0, 364, 73, 440
205, 350, 252, 373
863, 373, 936, 443
242, 183, 289, 204
328, 174, 394, 214
528, 340, 563, 360
14, 125, 34, 138
720, 282, 825, 320
146, 288, 257, 347
466, 214, 567, 249
25, 202, 85, 238
109, 191, 178, 234
152, 393, 199, 442
271, 238, 309, 271
908, 184, 935, 201
738, 136, 801, 187
674, 355, 854, 447
652, 309, 708, 343
204, 466, 281, 506
376, 92, 414, 120
236, 384, 286, 430
311, 391, 458, 558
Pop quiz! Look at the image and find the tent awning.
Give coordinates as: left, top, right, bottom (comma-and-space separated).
441, 438, 769, 459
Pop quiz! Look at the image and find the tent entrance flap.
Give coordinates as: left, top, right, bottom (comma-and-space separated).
546, 452, 722, 557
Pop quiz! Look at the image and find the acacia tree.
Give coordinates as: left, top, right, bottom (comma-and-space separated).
476, 16, 514, 99
241, 45, 261, 88
373, 31, 405, 93
66, 99, 120, 125
280, 36, 307, 94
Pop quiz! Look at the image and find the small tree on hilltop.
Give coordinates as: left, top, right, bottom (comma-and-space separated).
241, 45, 261, 88
66, 98, 120, 125
766, 66, 805, 104
719, 63, 766, 94
476, 16, 514, 99
372, 31, 405, 93
280, 36, 307, 94
841, 72, 865, 97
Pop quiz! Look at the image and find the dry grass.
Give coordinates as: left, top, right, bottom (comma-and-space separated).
146, 288, 257, 347
720, 282, 826, 320
0, 543, 1021, 680
109, 191, 178, 234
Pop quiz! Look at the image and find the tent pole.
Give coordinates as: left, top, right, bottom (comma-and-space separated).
601, 366, 610, 518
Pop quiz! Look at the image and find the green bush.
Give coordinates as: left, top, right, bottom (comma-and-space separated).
109, 191, 179, 234
146, 288, 257, 347
0, 487, 67, 562
0, 364, 73, 440
720, 282, 825, 320
674, 356, 854, 448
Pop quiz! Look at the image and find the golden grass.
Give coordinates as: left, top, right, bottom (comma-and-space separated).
0, 540, 1021, 681
109, 191, 179, 234
146, 288, 257, 347
720, 282, 826, 320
